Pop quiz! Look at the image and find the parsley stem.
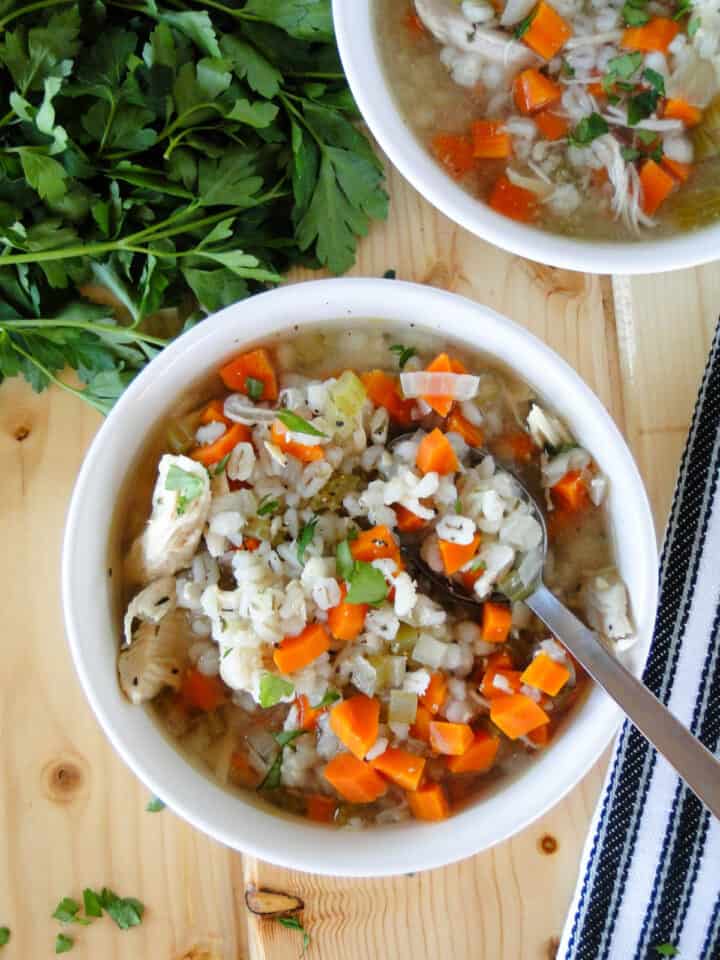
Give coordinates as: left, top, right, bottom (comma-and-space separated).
1, 318, 168, 347
0, 0, 72, 30
8, 339, 98, 408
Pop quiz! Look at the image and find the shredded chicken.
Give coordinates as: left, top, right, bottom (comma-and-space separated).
123, 576, 177, 647
118, 610, 192, 704
415, 0, 536, 68
581, 573, 634, 642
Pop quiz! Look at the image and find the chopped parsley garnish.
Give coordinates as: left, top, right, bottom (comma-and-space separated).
469, 557, 487, 572
627, 88, 660, 125
52, 899, 90, 926
277, 915, 311, 953
55, 933, 73, 954
345, 561, 389, 605
0, 928, 9, 948
636, 128, 658, 145
274, 729, 306, 748
314, 688, 341, 709
643, 67, 666, 95
258, 496, 280, 517
245, 376, 264, 401
674, 0, 692, 19
276, 410, 326, 437
653, 946, 679, 958
568, 113, 609, 146
602, 50, 642, 93
454, 498, 463, 515
259, 751, 284, 790
514, 9, 536, 38
390, 343, 417, 370
688, 15, 700, 36
622, 0, 650, 26
98, 890, 144, 930
207, 453, 230, 478
82, 890, 102, 919
145, 796, 166, 813
560, 58, 575, 78
259, 673, 294, 708
383, 268, 397, 279
336, 538, 355, 580
297, 517, 319, 563
165, 465, 205, 515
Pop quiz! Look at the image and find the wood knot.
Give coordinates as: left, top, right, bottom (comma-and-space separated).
14, 425, 30, 442
539, 833, 558, 855
547, 935, 560, 959
42, 755, 88, 804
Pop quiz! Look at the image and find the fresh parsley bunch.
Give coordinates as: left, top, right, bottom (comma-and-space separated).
0, 0, 387, 411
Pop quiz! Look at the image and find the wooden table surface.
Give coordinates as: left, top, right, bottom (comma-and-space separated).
2, 161, 719, 960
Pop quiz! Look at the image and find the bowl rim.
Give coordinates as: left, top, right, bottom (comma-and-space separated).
332, 0, 720, 276
62, 278, 658, 876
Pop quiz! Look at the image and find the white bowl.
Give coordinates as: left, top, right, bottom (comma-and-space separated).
62, 279, 657, 876
333, 1, 719, 276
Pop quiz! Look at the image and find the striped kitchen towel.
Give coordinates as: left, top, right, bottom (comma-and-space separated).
559, 321, 720, 960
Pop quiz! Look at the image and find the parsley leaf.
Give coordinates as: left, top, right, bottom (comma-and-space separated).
145, 795, 166, 812
603, 51, 642, 91
560, 59, 575, 78
55, 933, 74, 954
245, 376, 264, 400
99, 889, 144, 930
568, 113, 609, 146
207, 453, 230, 477
297, 517, 318, 563
336, 538, 354, 580
259, 672, 294, 707
0, 928, 9, 947
258, 496, 280, 516
654, 946, 679, 957
623, 0, 650, 26
627, 89, 660, 125
165, 464, 205, 514
314, 688, 341, 708
259, 750, 284, 790
52, 898, 90, 926
277, 410, 327, 437
82, 889, 103, 918
383, 268, 396, 279
345, 561, 388, 605
643, 67, 666, 96
274, 729, 306, 748
390, 343, 417, 370
277, 915, 311, 952
455, 498, 463, 515
514, 10, 537, 38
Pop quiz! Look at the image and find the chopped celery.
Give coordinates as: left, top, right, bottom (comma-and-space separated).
327, 371, 367, 425
369, 655, 406, 690
673, 187, 720, 231
497, 569, 535, 602
392, 623, 419, 655
166, 415, 199, 454
308, 472, 362, 512
388, 690, 418, 724
692, 95, 720, 161
411, 633, 447, 669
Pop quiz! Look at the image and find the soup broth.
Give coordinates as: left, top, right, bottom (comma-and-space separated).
375, 0, 720, 239
117, 322, 632, 827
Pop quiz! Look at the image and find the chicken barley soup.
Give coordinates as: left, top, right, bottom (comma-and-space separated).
377, 0, 720, 238
118, 325, 634, 826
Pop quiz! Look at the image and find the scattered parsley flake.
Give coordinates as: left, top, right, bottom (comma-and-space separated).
627, 88, 660, 125
336, 539, 355, 580
389, 343, 417, 370
258, 496, 280, 516
643, 67, 666, 96
514, 9, 536, 37
345, 561, 388, 605
55, 933, 73, 954
146, 796, 166, 813
0, 928, 9, 948
276, 410, 326, 437
82, 889, 102, 919
274, 729, 306, 748
297, 517, 319, 563
259, 673, 294, 708
165, 465, 205, 515
207, 453, 230, 478
99, 889, 144, 930
568, 113, 609, 146
277, 915, 311, 953
258, 751, 284, 791
382, 269, 396, 279
623, 0, 650, 26
245, 376, 264, 401
654, 945, 679, 958
314, 688, 341, 709
52, 898, 89, 926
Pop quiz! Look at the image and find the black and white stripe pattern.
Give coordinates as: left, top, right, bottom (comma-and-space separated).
560, 321, 720, 960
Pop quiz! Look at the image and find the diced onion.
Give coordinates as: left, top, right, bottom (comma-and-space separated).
400, 371, 480, 400
388, 690, 418, 724
500, 0, 535, 26
224, 394, 276, 424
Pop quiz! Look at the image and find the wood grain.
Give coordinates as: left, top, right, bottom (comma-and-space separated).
0, 161, 715, 959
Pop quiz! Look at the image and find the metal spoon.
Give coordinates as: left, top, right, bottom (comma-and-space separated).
391, 436, 720, 819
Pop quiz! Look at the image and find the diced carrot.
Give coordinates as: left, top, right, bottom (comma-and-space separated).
219, 347, 278, 401
481, 664, 522, 699
350, 525, 402, 564
181, 668, 226, 712
446, 729, 499, 773
429, 720, 474, 756
488, 174, 538, 223
438, 533, 482, 576
521, 1, 572, 59
551, 469, 589, 512
587, 80, 606, 100
230, 751, 261, 787
490, 430, 536, 463
269, 419, 324, 463
661, 157, 693, 182
431, 133, 476, 179
460, 567, 483, 592
663, 98, 702, 127
200, 398, 231, 426
407, 781, 449, 821
521, 651, 570, 696
273, 623, 330, 674
416, 428, 460, 475
394, 504, 428, 532
421, 672, 448, 716
514, 68, 562, 115
190, 421, 251, 466
327, 582, 368, 642
306, 793, 337, 822
490, 693, 550, 740
639, 158, 676, 215
371, 746, 426, 791
329, 694, 380, 760
534, 109, 570, 141
472, 119, 512, 159
360, 370, 415, 426
410, 704, 433, 742
591, 167, 609, 188
446, 408, 484, 447
528, 723, 551, 746
622, 17, 680, 53
422, 352, 468, 417
402, 8, 426, 37
323, 752, 387, 803
241, 536, 261, 551
296, 694, 322, 731
482, 601, 513, 644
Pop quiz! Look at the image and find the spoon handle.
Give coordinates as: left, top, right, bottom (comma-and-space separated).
527, 583, 720, 820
